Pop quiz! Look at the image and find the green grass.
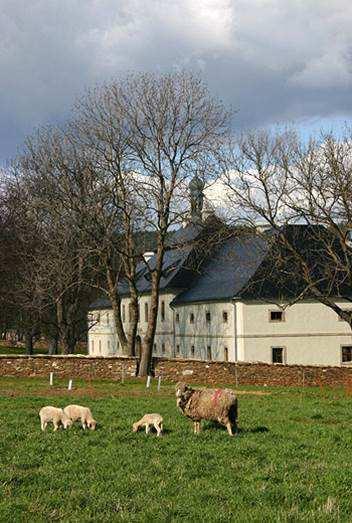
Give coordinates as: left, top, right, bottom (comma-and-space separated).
1, 378, 352, 521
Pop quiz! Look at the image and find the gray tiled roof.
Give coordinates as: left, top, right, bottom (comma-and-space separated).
171, 235, 268, 305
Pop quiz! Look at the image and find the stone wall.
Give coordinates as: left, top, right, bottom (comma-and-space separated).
1, 354, 352, 387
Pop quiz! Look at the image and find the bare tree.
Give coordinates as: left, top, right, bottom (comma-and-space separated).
224, 128, 352, 327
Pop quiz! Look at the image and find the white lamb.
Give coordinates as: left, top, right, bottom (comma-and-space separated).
64, 404, 97, 430
39, 406, 72, 432
132, 413, 163, 436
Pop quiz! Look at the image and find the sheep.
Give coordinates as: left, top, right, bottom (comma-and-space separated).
39, 406, 72, 432
175, 382, 238, 436
63, 404, 97, 430
132, 413, 163, 436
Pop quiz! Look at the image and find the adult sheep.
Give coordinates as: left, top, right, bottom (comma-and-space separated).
175, 382, 238, 436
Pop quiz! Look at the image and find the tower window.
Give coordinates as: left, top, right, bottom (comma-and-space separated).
122, 305, 125, 322
207, 346, 212, 360
176, 313, 180, 323
161, 301, 165, 322
162, 342, 166, 354
176, 344, 180, 355
144, 303, 149, 322
190, 313, 194, 324
206, 312, 211, 324
223, 311, 228, 323
191, 345, 195, 357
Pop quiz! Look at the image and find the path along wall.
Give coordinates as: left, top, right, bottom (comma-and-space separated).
1, 355, 352, 387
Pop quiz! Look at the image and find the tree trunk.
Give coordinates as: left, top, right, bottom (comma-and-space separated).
48, 335, 59, 355
138, 247, 164, 376
127, 287, 139, 357
107, 268, 128, 355
25, 331, 34, 355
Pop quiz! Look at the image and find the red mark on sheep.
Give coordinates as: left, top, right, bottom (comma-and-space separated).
212, 389, 222, 406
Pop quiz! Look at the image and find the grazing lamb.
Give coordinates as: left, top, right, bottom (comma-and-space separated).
39, 406, 72, 432
64, 405, 97, 430
132, 413, 163, 436
175, 382, 238, 436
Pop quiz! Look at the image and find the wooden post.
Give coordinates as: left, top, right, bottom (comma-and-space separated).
49, 372, 54, 386
68, 379, 73, 391
157, 375, 161, 392
146, 375, 151, 389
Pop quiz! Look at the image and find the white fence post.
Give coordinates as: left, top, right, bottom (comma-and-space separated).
49, 372, 54, 386
146, 375, 151, 389
157, 375, 162, 392
68, 379, 73, 391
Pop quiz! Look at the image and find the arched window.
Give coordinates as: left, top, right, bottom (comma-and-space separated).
191, 345, 195, 357
224, 347, 229, 362
207, 346, 212, 361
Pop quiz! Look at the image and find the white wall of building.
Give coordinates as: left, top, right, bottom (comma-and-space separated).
239, 300, 352, 366
88, 297, 352, 366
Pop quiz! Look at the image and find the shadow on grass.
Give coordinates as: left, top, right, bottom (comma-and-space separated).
203, 421, 269, 434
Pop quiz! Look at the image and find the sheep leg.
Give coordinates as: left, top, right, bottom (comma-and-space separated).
82, 420, 86, 430
41, 420, 46, 431
53, 421, 59, 432
225, 421, 233, 436
146, 424, 150, 435
154, 422, 162, 436
193, 422, 198, 434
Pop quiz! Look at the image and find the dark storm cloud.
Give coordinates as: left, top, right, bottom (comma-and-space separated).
1, 0, 352, 162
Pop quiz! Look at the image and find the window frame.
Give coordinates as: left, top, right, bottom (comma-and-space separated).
206, 345, 212, 361
224, 347, 229, 362
271, 346, 286, 364
341, 345, 352, 364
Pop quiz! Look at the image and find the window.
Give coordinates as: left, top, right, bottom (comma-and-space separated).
269, 310, 284, 322
161, 301, 165, 322
176, 344, 180, 356
176, 313, 180, 323
190, 313, 194, 324
106, 313, 110, 325
153, 343, 157, 353
96, 313, 101, 324
207, 346, 212, 361
206, 312, 211, 324
99, 339, 102, 355
191, 345, 195, 357
224, 347, 229, 362
128, 304, 132, 323
107, 340, 111, 352
91, 340, 94, 354
137, 304, 140, 322
223, 311, 228, 323
342, 346, 352, 363
162, 343, 166, 354
122, 305, 125, 322
272, 347, 284, 364
144, 303, 149, 322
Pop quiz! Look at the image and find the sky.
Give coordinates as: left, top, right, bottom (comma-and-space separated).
1, 0, 352, 163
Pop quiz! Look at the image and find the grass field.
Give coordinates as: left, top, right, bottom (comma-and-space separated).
1, 377, 352, 522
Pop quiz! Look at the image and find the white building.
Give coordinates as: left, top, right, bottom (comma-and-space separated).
88, 222, 352, 367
